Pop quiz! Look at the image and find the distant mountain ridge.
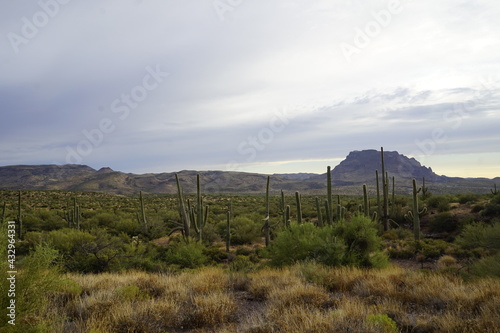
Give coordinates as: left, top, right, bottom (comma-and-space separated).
0, 150, 497, 195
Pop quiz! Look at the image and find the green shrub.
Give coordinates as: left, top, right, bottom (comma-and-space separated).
334, 215, 386, 267
366, 314, 398, 333
229, 255, 255, 272
457, 193, 479, 204
264, 223, 346, 267
203, 246, 229, 263
429, 212, 461, 233
0, 242, 62, 331
470, 253, 500, 277
227, 216, 262, 245
115, 285, 149, 301
427, 195, 451, 212
455, 222, 500, 253
482, 195, 500, 217
163, 239, 208, 269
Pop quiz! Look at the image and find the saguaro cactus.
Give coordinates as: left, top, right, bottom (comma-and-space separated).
362, 184, 369, 217
139, 191, 148, 234
421, 177, 430, 200
226, 202, 231, 252
405, 178, 427, 241
376, 170, 381, 221
191, 174, 209, 242
295, 191, 302, 224
381, 147, 390, 231
315, 197, 324, 227
491, 183, 498, 195
168, 174, 191, 241
285, 205, 291, 229
262, 176, 271, 246
327, 166, 333, 225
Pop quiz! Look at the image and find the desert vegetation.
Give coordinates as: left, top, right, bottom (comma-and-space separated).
1, 150, 499, 332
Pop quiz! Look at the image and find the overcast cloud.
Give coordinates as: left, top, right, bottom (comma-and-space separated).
1, 0, 499, 177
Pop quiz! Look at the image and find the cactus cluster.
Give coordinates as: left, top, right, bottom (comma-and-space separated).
68, 197, 81, 230
169, 173, 210, 242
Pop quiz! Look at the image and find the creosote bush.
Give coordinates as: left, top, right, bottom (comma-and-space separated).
264, 215, 387, 268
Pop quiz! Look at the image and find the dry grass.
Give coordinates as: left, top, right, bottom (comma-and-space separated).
39, 265, 500, 332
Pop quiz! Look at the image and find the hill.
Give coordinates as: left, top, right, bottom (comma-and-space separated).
0, 150, 497, 195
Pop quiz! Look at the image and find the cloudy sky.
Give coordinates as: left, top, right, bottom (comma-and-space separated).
1, 0, 499, 178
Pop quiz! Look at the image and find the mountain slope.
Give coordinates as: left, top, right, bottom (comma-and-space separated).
0, 150, 497, 195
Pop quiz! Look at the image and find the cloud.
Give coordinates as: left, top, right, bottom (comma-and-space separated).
0, 0, 499, 177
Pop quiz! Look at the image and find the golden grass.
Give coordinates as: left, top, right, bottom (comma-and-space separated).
38, 265, 500, 332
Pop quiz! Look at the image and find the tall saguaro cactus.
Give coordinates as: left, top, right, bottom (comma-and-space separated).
327, 166, 333, 225
192, 174, 209, 242
405, 178, 427, 241
170, 174, 191, 241
262, 176, 271, 246
226, 201, 231, 252
381, 147, 390, 231
295, 191, 302, 224
362, 184, 369, 217
315, 197, 324, 227
139, 191, 148, 234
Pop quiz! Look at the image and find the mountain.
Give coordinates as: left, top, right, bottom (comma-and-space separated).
327, 149, 444, 186
0, 150, 497, 195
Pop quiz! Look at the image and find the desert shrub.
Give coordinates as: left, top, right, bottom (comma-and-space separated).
429, 212, 462, 233
417, 239, 452, 259
366, 314, 398, 333
203, 246, 229, 264
35, 228, 130, 273
264, 223, 346, 267
334, 215, 387, 267
437, 255, 458, 272
0, 242, 62, 332
469, 253, 500, 277
229, 255, 255, 272
115, 285, 149, 301
163, 240, 208, 269
457, 193, 480, 204
455, 222, 500, 253
387, 240, 415, 259
220, 216, 262, 245
471, 204, 485, 213
482, 195, 500, 217
427, 195, 451, 212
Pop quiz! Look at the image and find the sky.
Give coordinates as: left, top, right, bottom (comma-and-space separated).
1, 0, 499, 178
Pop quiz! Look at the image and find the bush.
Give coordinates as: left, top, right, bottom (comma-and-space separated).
455, 222, 500, 253
163, 239, 208, 269
429, 212, 461, 233
457, 193, 479, 204
334, 215, 386, 267
265, 223, 346, 267
366, 314, 398, 333
470, 253, 500, 277
482, 195, 500, 217
229, 255, 255, 272
219, 216, 262, 245
427, 195, 451, 212
0, 242, 62, 331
